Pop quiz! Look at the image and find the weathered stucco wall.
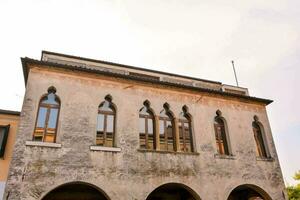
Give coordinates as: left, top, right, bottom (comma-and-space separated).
0, 112, 19, 200
5, 67, 286, 200
0, 113, 19, 181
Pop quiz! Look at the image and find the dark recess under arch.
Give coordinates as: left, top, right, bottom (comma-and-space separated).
227, 184, 272, 200
42, 182, 110, 200
146, 183, 201, 200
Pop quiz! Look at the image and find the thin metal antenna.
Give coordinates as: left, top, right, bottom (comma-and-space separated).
231, 60, 239, 87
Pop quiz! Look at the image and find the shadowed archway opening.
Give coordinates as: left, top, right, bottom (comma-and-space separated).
42, 182, 110, 200
227, 184, 272, 200
146, 183, 201, 200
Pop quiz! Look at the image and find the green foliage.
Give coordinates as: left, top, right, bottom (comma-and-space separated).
287, 186, 300, 200
287, 171, 300, 200
294, 171, 300, 181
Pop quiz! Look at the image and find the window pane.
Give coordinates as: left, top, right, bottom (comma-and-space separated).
0, 127, 9, 157
97, 114, 104, 131
45, 107, 57, 143
139, 116, 147, 149
99, 100, 113, 112
160, 110, 168, 118
42, 93, 59, 105
179, 124, 183, 138
159, 120, 164, 135
48, 108, 58, 128
148, 118, 153, 134
255, 126, 267, 158
179, 112, 186, 120
220, 127, 229, 155
37, 107, 47, 128
159, 120, 166, 150
96, 132, 104, 146
0, 128, 5, 149
139, 106, 149, 116
166, 121, 174, 151
106, 131, 113, 147
179, 122, 184, 151
147, 118, 154, 150
33, 130, 43, 141
184, 123, 190, 139
106, 115, 114, 133
185, 123, 191, 152
139, 117, 145, 134
166, 121, 172, 137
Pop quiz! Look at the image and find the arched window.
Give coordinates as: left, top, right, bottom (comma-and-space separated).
214, 110, 230, 155
96, 95, 116, 147
33, 87, 60, 143
178, 106, 194, 152
139, 101, 155, 150
253, 116, 268, 158
159, 103, 175, 151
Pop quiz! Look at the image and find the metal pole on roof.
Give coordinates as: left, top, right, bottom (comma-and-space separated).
231, 60, 239, 87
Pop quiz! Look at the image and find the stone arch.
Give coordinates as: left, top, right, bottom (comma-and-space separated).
146, 182, 201, 200
226, 184, 272, 200
40, 181, 111, 200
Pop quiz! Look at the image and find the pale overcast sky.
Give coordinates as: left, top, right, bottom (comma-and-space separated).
0, 0, 299, 185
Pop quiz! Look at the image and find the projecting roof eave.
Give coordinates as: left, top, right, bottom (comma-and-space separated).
21, 57, 273, 105
0, 109, 21, 116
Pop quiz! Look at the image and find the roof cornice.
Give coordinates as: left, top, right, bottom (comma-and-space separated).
21, 57, 273, 105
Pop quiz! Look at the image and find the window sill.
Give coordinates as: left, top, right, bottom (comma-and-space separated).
137, 149, 199, 155
90, 145, 121, 152
214, 154, 235, 160
256, 157, 274, 162
25, 141, 62, 148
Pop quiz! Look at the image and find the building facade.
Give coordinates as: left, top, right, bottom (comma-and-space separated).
4, 51, 286, 200
0, 110, 20, 200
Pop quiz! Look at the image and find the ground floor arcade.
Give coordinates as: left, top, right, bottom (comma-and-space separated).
40, 182, 271, 200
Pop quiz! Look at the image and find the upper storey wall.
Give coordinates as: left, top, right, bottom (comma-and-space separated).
25, 66, 271, 148
24, 67, 277, 161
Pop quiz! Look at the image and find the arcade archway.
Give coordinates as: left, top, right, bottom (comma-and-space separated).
146, 183, 201, 200
227, 184, 272, 200
42, 182, 110, 200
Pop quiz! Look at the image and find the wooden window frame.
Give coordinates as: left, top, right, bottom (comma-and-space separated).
0, 125, 10, 158
253, 122, 268, 158
214, 117, 230, 155
178, 117, 193, 153
139, 112, 155, 150
33, 90, 60, 143
159, 114, 176, 152
96, 100, 116, 147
